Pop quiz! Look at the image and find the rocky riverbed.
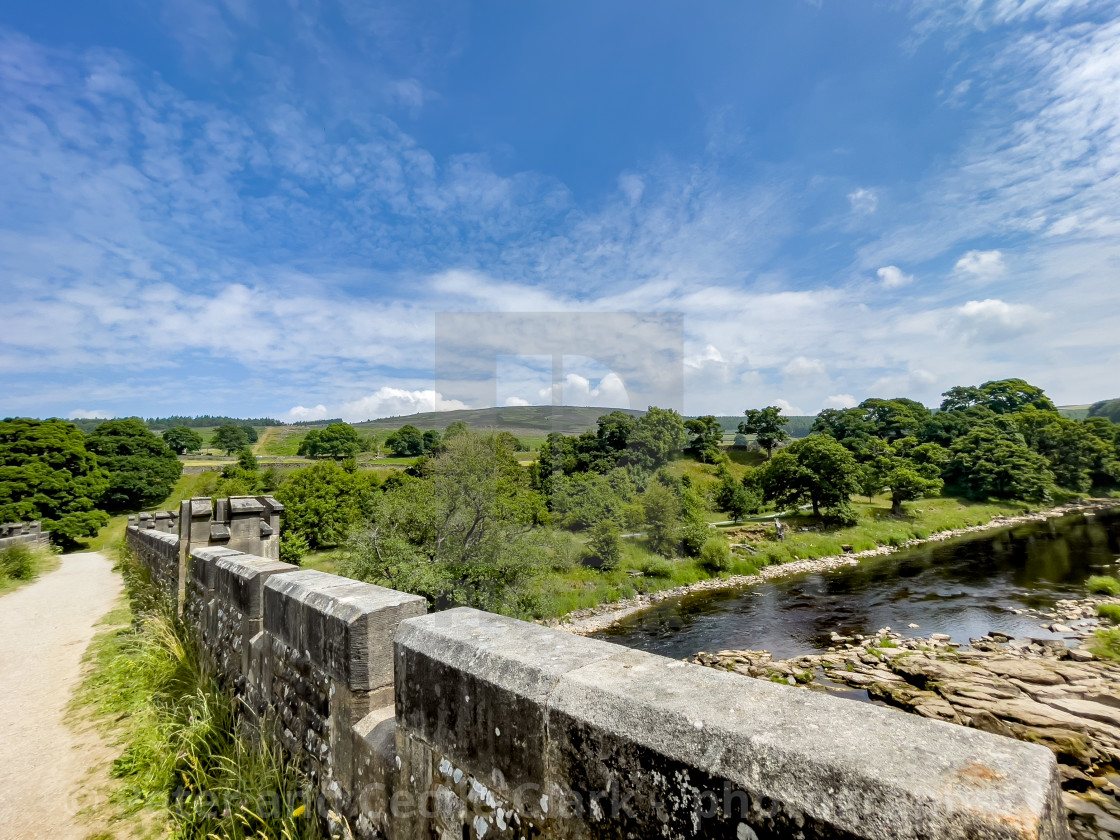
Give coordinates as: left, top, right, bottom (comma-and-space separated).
692, 595, 1120, 839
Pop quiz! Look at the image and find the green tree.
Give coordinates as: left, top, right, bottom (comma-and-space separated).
1089, 399, 1120, 424
384, 424, 425, 457
739, 406, 790, 459
162, 426, 203, 455
86, 418, 183, 512
713, 469, 761, 521
641, 479, 684, 557
0, 418, 109, 544
275, 461, 380, 550
298, 422, 362, 459
940, 379, 1055, 415
212, 424, 251, 454
236, 448, 259, 471
585, 519, 622, 571
341, 432, 548, 615
758, 434, 860, 519
943, 424, 1053, 502
1027, 416, 1111, 493
619, 407, 687, 473
685, 416, 724, 463
857, 398, 932, 442
421, 429, 442, 454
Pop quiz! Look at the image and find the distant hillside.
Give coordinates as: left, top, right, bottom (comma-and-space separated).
353, 405, 646, 436
1088, 399, 1120, 423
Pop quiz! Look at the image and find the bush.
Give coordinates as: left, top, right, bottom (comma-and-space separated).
637, 556, 674, 578
1098, 603, 1120, 623
0, 544, 36, 580
584, 520, 622, 572
698, 537, 732, 574
279, 531, 309, 566
1087, 575, 1120, 596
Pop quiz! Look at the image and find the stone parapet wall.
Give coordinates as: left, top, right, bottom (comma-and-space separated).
0, 520, 50, 552
125, 517, 1071, 840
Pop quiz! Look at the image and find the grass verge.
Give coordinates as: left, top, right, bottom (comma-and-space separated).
77, 550, 325, 840
0, 543, 60, 597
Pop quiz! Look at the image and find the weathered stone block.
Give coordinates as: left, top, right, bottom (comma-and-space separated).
264, 570, 426, 691
213, 552, 297, 619
393, 608, 623, 800
547, 646, 1068, 840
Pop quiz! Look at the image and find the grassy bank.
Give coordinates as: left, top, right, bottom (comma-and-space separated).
77, 551, 323, 840
0, 542, 60, 597
528, 495, 1034, 620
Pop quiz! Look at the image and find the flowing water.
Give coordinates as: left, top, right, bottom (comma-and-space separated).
599, 509, 1120, 659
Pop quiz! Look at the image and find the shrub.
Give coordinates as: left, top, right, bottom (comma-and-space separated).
698, 537, 732, 574
1098, 603, 1120, 623
279, 532, 309, 566
1087, 575, 1120, 596
0, 544, 36, 580
637, 556, 674, 578
585, 520, 622, 572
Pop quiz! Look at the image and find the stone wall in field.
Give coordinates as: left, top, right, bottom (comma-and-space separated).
126, 511, 1070, 840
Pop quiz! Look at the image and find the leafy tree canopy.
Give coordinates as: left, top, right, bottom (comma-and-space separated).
943, 424, 1053, 502
0, 418, 109, 544
212, 424, 252, 454
274, 460, 380, 551
940, 379, 1056, 415
162, 426, 203, 455
685, 415, 724, 463
739, 406, 790, 458
299, 422, 362, 459
758, 434, 860, 519
86, 418, 183, 512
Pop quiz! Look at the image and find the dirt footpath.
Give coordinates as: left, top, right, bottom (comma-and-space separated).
0, 552, 122, 839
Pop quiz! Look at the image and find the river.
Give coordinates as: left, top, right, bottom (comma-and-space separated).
598, 508, 1120, 659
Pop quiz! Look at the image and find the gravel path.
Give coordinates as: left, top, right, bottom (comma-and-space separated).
0, 552, 122, 839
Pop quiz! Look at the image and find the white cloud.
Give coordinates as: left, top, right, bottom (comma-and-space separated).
618, 173, 645, 207
537, 372, 630, 408
848, 188, 878, 214
782, 356, 827, 378
283, 389, 469, 423
68, 408, 113, 419
952, 298, 1045, 342
823, 394, 858, 409
953, 250, 1005, 281
774, 398, 803, 415
685, 344, 725, 369
503, 396, 530, 407
876, 265, 915, 289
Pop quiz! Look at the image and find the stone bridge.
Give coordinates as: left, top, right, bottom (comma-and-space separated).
126, 496, 1070, 840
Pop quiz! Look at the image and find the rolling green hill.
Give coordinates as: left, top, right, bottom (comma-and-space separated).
352, 405, 646, 436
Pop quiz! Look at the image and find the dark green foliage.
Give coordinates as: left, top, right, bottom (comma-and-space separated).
384, 424, 425, 456
1089, 399, 1120, 424
685, 415, 723, 463
943, 424, 1053, 502
236, 448, 259, 471
0, 418, 110, 544
161, 426, 203, 455
1021, 414, 1111, 492
274, 461, 380, 550
585, 520, 622, 571
939, 379, 1055, 414
145, 415, 280, 430
641, 479, 683, 556
739, 406, 790, 458
713, 468, 761, 521
537, 407, 686, 480
759, 434, 860, 518
298, 422, 362, 459
86, 418, 183, 512
211, 424, 251, 454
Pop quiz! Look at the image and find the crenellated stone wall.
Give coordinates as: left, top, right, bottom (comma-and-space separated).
125, 505, 1071, 840
0, 520, 50, 552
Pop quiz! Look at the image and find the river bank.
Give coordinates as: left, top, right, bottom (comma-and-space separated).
553, 499, 1120, 635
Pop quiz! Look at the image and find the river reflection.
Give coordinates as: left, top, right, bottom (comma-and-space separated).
598, 510, 1120, 660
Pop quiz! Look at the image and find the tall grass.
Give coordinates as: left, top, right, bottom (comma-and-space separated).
0, 542, 59, 596
80, 551, 324, 840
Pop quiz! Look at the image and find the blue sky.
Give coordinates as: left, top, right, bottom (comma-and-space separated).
1, 0, 1118, 422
